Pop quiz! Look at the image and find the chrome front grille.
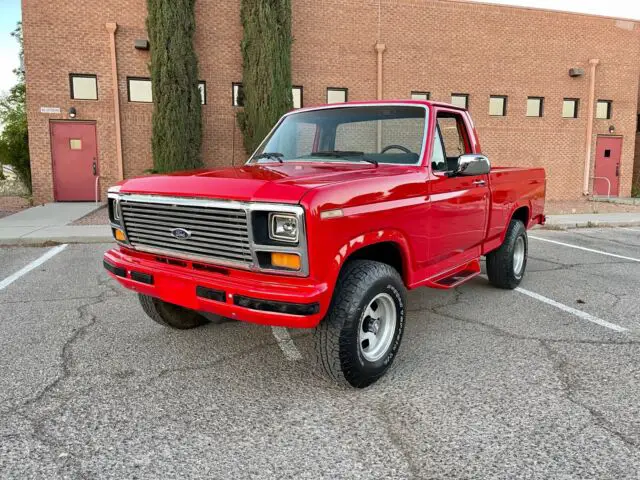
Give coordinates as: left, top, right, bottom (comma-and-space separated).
120, 198, 253, 266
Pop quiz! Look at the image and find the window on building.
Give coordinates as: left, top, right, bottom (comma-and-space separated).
596, 100, 612, 119
411, 91, 430, 100
327, 87, 348, 104
197, 81, 206, 105
70, 74, 98, 100
526, 97, 544, 117
562, 98, 579, 118
127, 77, 152, 103
292, 86, 303, 109
232, 83, 244, 107
451, 94, 469, 109
489, 95, 507, 116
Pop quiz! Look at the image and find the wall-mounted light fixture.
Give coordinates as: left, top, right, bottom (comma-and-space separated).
134, 39, 150, 50
569, 68, 584, 77
68, 106, 77, 119
608, 125, 615, 134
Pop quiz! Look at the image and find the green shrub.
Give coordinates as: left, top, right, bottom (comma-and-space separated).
0, 23, 31, 194
238, 0, 293, 154
147, 0, 202, 172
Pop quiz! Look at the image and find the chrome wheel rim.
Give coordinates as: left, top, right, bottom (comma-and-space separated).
513, 236, 525, 276
358, 293, 397, 362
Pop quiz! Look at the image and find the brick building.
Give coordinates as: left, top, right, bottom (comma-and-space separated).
21, 0, 640, 202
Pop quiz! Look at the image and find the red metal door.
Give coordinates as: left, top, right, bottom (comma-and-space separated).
594, 136, 621, 197
50, 121, 98, 201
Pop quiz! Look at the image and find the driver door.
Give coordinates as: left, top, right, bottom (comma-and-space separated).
426, 110, 489, 271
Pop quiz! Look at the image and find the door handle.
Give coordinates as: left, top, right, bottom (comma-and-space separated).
92, 160, 97, 176
472, 179, 486, 186
615, 164, 620, 177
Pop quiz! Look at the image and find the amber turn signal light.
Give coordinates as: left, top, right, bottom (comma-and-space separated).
114, 228, 126, 241
271, 252, 301, 270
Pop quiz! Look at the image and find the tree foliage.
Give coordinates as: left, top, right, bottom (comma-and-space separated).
146, 0, 202, 172
238, 0, 293, 154
0, 23, 31, 193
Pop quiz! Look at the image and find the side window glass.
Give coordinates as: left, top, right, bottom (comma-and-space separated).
437, 117, 465, 158
430, 127, 446, 172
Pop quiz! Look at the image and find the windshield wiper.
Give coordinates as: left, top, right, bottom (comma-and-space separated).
311, 150, 378, 167
253, 152, 284, 163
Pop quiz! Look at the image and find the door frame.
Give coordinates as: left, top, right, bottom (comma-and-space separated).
49, 120, 99, 201
593, 135, 622, 197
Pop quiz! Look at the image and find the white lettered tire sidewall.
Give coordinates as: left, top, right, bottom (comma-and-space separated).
352, 281, 405, 371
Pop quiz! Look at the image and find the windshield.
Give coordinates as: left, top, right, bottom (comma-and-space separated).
250, 105, 428, 165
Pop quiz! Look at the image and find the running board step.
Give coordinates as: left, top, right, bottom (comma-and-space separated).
426, 259, 481, 289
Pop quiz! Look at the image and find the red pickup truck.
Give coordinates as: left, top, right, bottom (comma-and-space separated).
104, 100, 545, 387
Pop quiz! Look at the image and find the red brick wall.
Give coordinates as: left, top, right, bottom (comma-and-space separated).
22, 0, 640, 202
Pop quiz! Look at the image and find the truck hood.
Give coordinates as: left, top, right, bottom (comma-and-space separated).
118, 162, 406, 203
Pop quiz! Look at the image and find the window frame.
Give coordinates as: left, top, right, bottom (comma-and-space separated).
450, 93, 469, 110
431, 109, 472, 174
489, 95, 507, 117
562, 98, 579, 119
326, 87, 348, 104
198, 81, 207, 105
127, 76, 153, 103
526, 96, 544, 117
292, 85, 303, 109
596, 99, 612, 120
411, 91, 430, 101
69, 73, 98, 101
232, 82, 244, 107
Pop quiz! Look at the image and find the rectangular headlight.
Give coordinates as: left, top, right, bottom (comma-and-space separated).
269, 213, 298, 243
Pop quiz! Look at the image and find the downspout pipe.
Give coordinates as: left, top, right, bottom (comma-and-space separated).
106, 22, 124, 181
375, 42, 386, 152
583, 58, 600, 195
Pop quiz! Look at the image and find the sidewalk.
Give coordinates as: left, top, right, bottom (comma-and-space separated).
543, 212, 640, 229
0, 203, 111, 245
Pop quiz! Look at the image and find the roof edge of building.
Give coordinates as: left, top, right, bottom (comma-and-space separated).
444, 0, 640, 25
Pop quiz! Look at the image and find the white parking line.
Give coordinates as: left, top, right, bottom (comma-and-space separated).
529, 235, 640, 262
271, 327, 303, 361
0, 244, 68, 291
515, 287, 628, 333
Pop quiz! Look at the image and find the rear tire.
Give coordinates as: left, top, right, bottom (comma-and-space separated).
138, 294, 209, 329
486, 219, 528, 289
314, 260, 406, 388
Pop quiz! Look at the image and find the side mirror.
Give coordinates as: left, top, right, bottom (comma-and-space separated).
449, 154, 490, 176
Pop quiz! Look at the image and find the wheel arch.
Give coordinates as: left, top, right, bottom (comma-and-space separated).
330, 231, 412, 287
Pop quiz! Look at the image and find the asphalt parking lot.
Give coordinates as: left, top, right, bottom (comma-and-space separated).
1, 227, 639, 479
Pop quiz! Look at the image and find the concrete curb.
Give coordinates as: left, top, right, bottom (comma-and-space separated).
540, 221, 640, 230
0, 236, 113, 246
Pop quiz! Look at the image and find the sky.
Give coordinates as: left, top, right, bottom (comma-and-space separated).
0, 0, 20, 96
0, 0, 639, 97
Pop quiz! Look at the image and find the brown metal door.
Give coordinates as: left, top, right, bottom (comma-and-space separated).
593, 136, 621, 197
50, 121, 98, 201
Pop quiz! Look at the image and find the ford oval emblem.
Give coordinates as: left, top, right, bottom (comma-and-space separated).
171, 228, 191, 240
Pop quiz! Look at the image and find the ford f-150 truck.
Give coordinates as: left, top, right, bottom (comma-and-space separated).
104, 100, 545, 387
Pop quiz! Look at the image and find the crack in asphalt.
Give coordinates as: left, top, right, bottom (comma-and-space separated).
376, 403, 420, 479
422, 288, 640, 451
571, 231, 640, 249
539, 340, 639, 450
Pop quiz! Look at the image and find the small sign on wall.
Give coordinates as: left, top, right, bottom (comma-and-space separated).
40, 107, 61, 114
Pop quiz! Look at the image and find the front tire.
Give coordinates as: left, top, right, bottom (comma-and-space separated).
486, 219, 528, 289
138, 294, 210, 329
315, 260, 407, 388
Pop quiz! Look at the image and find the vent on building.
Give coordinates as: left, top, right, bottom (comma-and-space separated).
134, 39, 150, 50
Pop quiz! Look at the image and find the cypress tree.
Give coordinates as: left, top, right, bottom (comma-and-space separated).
147, 0, 203, 172
238, 0, 293, 154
